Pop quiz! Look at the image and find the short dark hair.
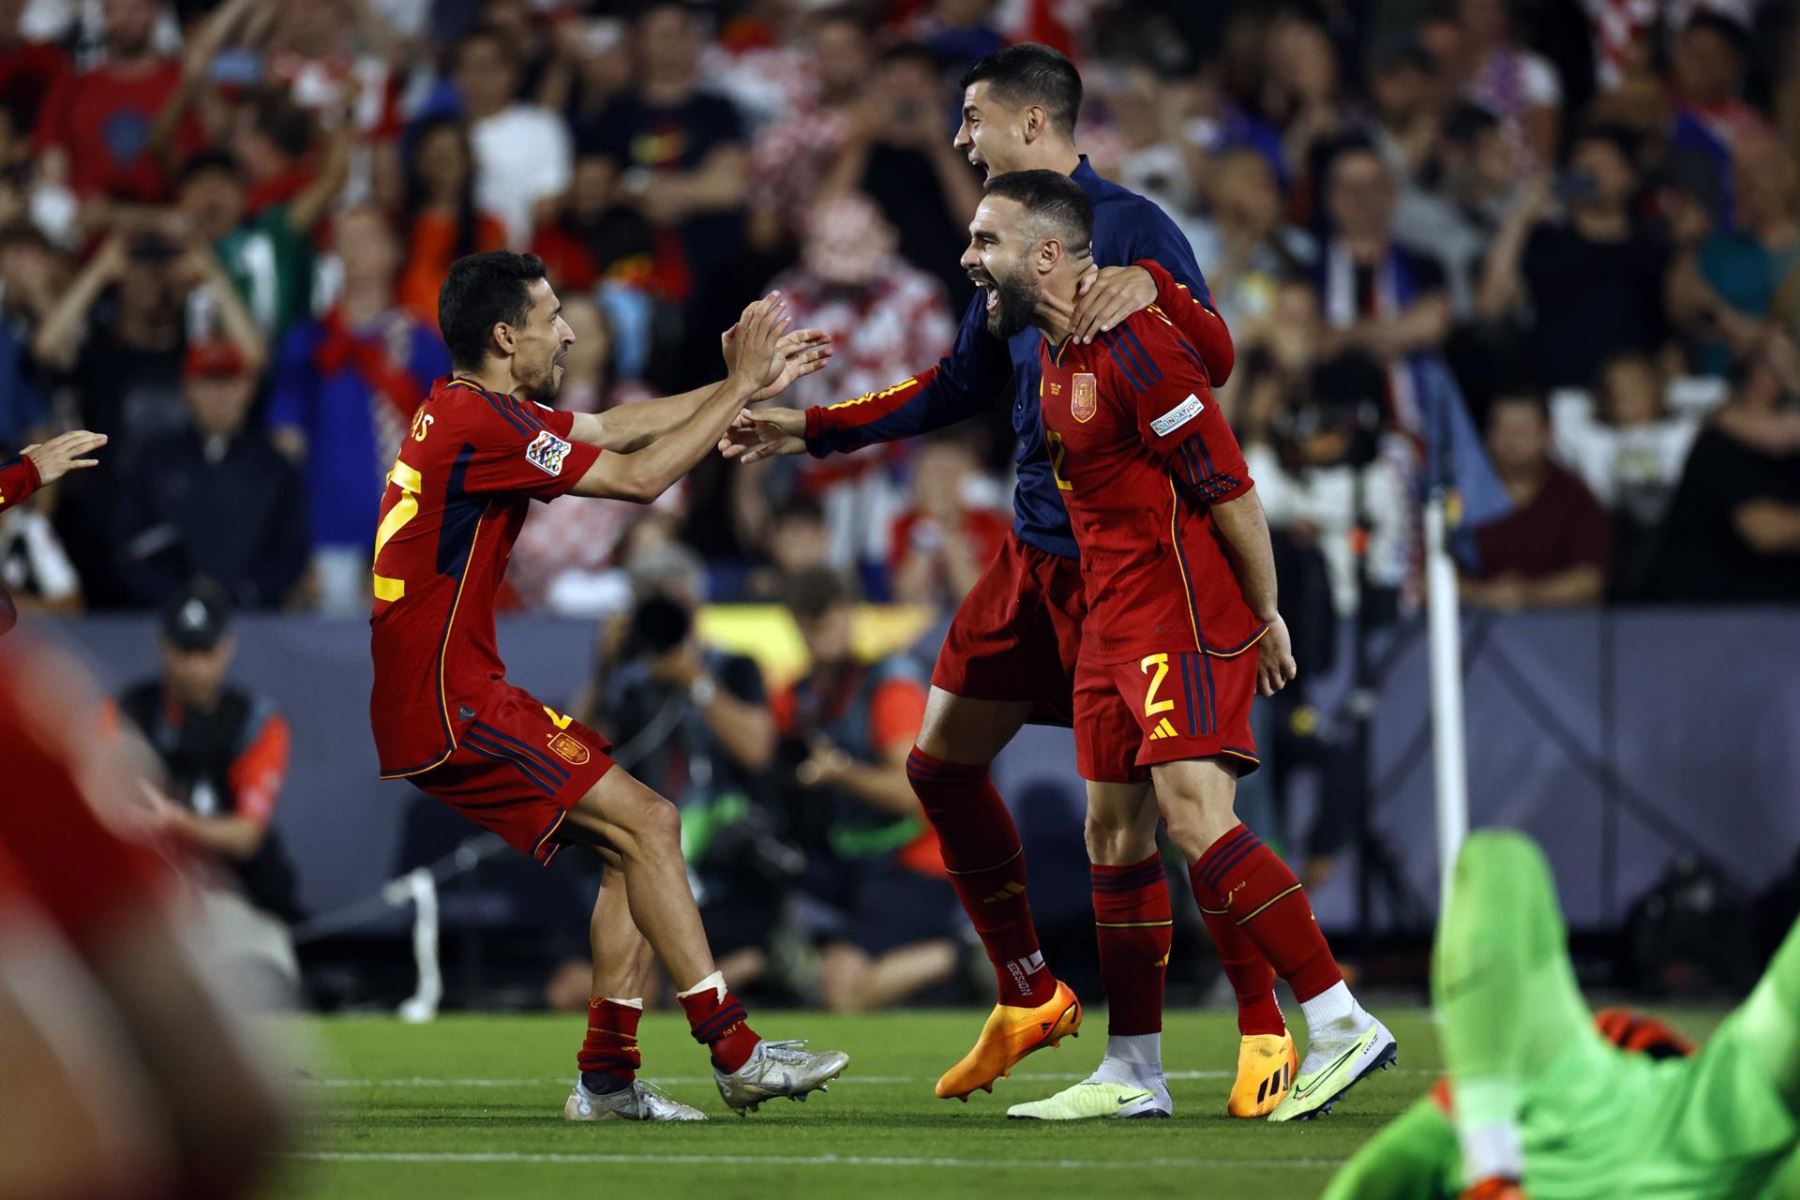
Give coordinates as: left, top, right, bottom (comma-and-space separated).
785, 566, 853, 621
960, 42, 1082, 135
1681, 10, 1750, 58
1489, 389, 1549, 425
1573, 122, 1640, 166
984, 169, 1094, 254
438, 252, 548, 370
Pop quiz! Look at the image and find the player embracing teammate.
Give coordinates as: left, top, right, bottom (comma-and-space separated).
369, 253, 847, 1120
725, 44, 1393, 1121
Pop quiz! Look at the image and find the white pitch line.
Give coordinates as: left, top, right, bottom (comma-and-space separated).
287, 1151, 1347, 1171
307, 1068, 1425, 1088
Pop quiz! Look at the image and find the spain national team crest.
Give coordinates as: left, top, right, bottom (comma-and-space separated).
547, 731, 591, 765
1071, 373, 1097, 423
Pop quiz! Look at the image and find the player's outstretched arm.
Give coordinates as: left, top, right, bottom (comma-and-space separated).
570, 295, 792, 503
1, 431, 107, 514
1210, 489, 1297, 699
721, 290, 1013, 463
572, 328, 831, 455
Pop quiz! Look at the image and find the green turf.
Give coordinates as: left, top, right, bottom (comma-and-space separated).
272, 1006, 1733, 1200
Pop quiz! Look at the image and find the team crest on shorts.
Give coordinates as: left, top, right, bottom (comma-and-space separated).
1071, 373, 1097, 423
525, 429, 572, 476
547, 731, 591, 765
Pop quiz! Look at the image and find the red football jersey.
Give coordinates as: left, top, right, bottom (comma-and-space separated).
369, 378, 600, 776
1037, 305, 1262, 666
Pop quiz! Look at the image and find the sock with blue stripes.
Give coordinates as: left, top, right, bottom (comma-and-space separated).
1189, 823, 1342, 1006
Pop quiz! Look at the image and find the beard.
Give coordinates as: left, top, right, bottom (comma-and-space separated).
982, 273, 1040, 339
520, 358, 564, 404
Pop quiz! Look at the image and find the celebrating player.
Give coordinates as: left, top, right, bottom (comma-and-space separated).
959, 170, 1395, 1122
369, 252, 846, 1120
0, 429, 107, 634
720, 43, 1289, 1115
1327, 831, 1799, 1200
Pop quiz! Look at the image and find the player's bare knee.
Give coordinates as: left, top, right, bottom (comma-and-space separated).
624, 794, 682, 857
1084, 806, 1155, 864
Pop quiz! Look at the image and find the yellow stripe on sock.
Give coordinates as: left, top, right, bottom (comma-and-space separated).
1095, 920, 1175, 928
1235, 883, 1303, 926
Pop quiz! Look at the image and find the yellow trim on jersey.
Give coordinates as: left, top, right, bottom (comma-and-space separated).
1168, 479, 1203, 650
1205, 626, 1270, 659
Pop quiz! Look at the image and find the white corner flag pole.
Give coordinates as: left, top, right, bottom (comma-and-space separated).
1423, 490, 1469, 912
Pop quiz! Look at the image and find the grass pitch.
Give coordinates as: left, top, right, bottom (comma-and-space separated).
276, 1007, 1445, 1200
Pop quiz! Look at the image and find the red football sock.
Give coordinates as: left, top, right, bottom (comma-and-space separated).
1196, 904, 1287, 1037
906, 748, 1054, 1007
577, 997, 642, 1085
677, 982, 761, 1074
1091, 854, 1172, 1036
1189, 824, 1342, 1004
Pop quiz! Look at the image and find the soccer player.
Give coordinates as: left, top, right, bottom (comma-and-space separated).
720, 43, 1291, 1116
1327, 831, 1800, 1200
369, 251, 847, 1120
0, 429, 107, 634
957, 170, 1395, 1122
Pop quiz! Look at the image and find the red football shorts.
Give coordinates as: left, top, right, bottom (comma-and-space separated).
408, 684, 615, 865
931, 532, 1085, 726
1073, 647, 1263, 783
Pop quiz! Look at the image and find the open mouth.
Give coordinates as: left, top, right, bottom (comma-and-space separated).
971, 277, 998, 314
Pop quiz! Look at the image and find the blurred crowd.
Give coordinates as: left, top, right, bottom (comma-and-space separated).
0, 0, 1796, 621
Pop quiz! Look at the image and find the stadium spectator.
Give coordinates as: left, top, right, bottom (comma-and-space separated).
775, 567, 959, 1013
395, 115, 507, 329
888, 434, 1007, 612
1478, 125, 1669, 390
115, 341, 307, 609
535, 13, 631, 131
1668, 10, 1764, 225
0, 223, 58, 447
741, 495, 835, 603
742, 193, 956, 575
745, 6, 873, 253
1316, 141, 1453, 418
1394, 101, 1515, 317
591, 578, 783, 992
1184, 144, 1316, 341
451, 23, 571, 246
1464, 391, 1610, 610
1261, 11, 1353, 202
269, 205, 448, 615
31, 0, 201, 204
0, 0, 69, 137
909, 0, 1005, 81
1455, 0, 1560, 174
585, 0, 748, 381
118, 579, 302, 992
1551, 353, 1703, 599
1646, 332, 1800, 603
528, 151, 656, 295
1365, 36, 1441, 184
1669, 130, 1800, 375
820, 42, 983, 310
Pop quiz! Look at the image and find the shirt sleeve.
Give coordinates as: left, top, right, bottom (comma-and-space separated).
1136, 256, 1235, 386
228, 709, 290, 825
462, 396, 602, 500
804, 292, 1015, 455
1104, 320, 1251, 506
718, 653, 767, 706
0, 453, 42, 513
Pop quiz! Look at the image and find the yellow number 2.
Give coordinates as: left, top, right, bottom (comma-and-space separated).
1047, 431, 1073, 492
1139, 653, 1175, 717
372, 460, 423, 602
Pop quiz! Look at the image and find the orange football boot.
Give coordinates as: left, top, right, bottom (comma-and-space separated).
1227, 1031, 1299, 1118
935, 979, 1082, 1100
1461, 1180, 1526, 1200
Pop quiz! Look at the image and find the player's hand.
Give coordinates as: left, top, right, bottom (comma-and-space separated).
21, 429, 106, 485
722, 292, 792, 392
1070, 264, 1156, 344
718, 406, 807, 462
749, 327, 833, 402
1256, 613, 1298, 698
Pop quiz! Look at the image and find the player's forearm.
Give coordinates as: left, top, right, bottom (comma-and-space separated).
584, 378, 756, 501
805, 367, 987, 455
578, 383, 720, 453
1210, 487, 1280, 621
1357, 296, 1451, 359
33, 261, 113, 368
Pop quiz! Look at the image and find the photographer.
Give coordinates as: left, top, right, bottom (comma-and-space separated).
587, 564, 786, 990
775, 567, 960, 1013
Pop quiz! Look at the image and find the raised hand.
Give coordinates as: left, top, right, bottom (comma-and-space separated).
750, 328, 833, 402
722, 292, 792, 390
22, 430, 107, 485
1070, 264, 1156, 344
718, 407, 807, 462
